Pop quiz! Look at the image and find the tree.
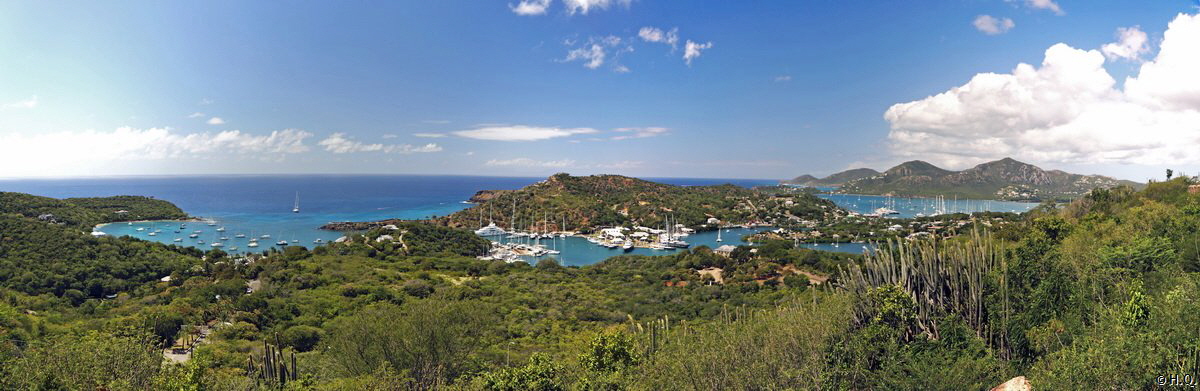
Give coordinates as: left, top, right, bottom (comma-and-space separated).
480, 354, 565, 391
325, 300, 496, 389
1167, 169, 1174, 180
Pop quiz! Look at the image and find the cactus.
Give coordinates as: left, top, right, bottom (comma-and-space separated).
247, 334, 299, 388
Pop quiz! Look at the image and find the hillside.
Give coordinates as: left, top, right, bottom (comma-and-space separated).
0, 192, 189, 227
436, 173, 847, 232
782, 168, 880, 186
837, 158, 1140, 200
325, 173, 845, 232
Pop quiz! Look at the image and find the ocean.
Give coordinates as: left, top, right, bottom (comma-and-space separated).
0, 175, 1029, 265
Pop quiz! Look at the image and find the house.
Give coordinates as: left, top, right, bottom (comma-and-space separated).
714, 245, 737, 257
1190, 185, 1200, 194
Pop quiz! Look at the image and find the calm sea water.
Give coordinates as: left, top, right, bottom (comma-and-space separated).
0, 175, 1022, 265
818, 194, 1039, 219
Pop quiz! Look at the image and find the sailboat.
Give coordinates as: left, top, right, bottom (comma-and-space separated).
716, 227, 723, 242
292, 192, 300, 213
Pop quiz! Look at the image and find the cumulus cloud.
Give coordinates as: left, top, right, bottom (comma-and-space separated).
318, 133, 442, 154
638, 26, 679, 48
485, 157, 576, 168
0, 128, 312, 177
683, 40, 713, 66
562, 35, 630, 71
1014, 0, 1064, 15
974, 15, 1015, 35
563, 0, 631, 15
611, 127, 669, 140
510, 0, 551, 15
1102, 26, 1150, 61
413, 133, 446, 138
884, 13, 1200, 168
3, 96, 38, 109
453, 125, 599, 141
207, 117, 226, 125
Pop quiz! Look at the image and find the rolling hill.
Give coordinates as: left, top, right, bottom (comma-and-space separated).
783, 168, 881, 186
835, 158, 1141, 200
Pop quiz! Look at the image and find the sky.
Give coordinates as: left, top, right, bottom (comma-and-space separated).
1, 0, 1199, 181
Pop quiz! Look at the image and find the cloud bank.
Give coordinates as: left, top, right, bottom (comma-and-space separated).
884, 13, 1200, 169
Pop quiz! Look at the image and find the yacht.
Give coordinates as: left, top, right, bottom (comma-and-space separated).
622, 241, 634, 252
276, 240, 288, 246
216, 227, 226, 232
173, 238, 183, 242
716, 228, 722, 242
197, 239, 205, 244
148, 231, 157, 236
220, 236, 229, 241
136, 227, 145, 232
188, 233, 200, 238
235, 233, 246, 238
474, 222, 507, 237
207, 221, 217, 226
247, 241, 259, 248
260, 234, 271, 239
874, 207, 899, 215
211, 242, 224, 248
313, 238, 324, 244
292, 192, 300, 213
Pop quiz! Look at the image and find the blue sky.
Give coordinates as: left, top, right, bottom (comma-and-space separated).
1, 0, 1198, 180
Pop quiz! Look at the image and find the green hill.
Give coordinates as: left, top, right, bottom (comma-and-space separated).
426, 173, 844, 232
782, 168, 880, 186
0, 192, 188, 228
837, 158, 1140, 200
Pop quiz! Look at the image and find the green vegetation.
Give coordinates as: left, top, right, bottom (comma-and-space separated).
4, 177, 1200, 389
836, 157, 1140, 201
0, 192, 188, 228
347, 173, 844, 232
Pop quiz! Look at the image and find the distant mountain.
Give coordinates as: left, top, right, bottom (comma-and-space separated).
837, 157, 1141, 200
782, 168, 881, 186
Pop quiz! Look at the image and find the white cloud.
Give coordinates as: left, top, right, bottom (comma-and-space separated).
563, 0, 631, 15
884, 13, 1200, 168
318, 133, 442, 154
0, 127, 312, 176
1102, 26, 1150, 61
199, 98, 213, 105
611, 127, 670, 140
565, 44, 607, 69
3, 96, 38, 109
485, 157, 575, 168
510, 0, 551, 15
188, 112, 205, 118
774, 75, 793, 82
1014, 0, 1064, 15
638, 27, 679, 48
683, 40, 713, 66
381, 134, 399, 139
973, 15, 1015, 35
207, 117, 226, 125
562, 35, 630, 71
413, 133, 447, 138
453, 125, 599, 141
1126, 14, 1200, 110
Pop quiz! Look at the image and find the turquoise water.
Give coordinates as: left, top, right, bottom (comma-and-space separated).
2, 176, 1028, 264
817, 194, 1038, 219
502, 227, 775, 267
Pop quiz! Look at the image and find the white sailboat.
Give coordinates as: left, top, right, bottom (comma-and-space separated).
292, 192, 300, 213
716, 227, 722, 242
